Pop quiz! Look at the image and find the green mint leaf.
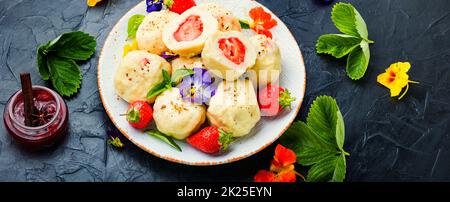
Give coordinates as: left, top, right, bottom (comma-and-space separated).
331, 154, 346, 182
171, 68, 194, 84
316, 34, 361, 58
127, 14, 145, 39
239, 19, 251, 29
146, 69, 172, 98
47, 55, 82, 97
346, 40, 370, 80
37, 44, 50, 80
146, 130, 182, 152
146, 82, 168, 99
331, 3, 369, 40
162, 69, 171, 83
47, 31, 97, 61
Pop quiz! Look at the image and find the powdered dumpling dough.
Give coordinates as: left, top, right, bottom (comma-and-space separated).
153, 88, 206, 140
207, 79, 260, 137
136, 10, 179, 55
171, 56, 204, 72
194, 3, 241, 32
114, 50, 171, 103
249, 34, 281, 87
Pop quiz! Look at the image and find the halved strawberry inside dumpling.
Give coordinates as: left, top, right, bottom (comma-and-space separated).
162, 9, 218, 57
202, 31, 257, 81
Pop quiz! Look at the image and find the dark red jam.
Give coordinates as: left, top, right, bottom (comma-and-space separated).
3, 86, 68, 149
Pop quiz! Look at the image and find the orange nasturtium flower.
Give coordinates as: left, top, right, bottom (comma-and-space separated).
249, 7, 278, 38
87, 0, 104, 7
254, 144, 302, 182
377, 62, 419, 100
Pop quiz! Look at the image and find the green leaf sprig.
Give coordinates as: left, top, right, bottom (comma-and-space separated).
146, 68, 194, 99
37, 31, 96, 96
127, 14, 145, 39
280, 95, 349, 182
146, 130, 182, 152
316, 3, 374, 80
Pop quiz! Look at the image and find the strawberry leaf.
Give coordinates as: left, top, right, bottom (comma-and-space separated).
47, 55, 82, 97
47, 31, 96, 61
280, 95, 348, 182
331, 3, 368, 40
346, 41, 370, 80
316, 34, 361, 58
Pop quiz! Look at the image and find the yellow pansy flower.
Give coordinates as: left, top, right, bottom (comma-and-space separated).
123, 39, 139, 57
87, 0, 103, 7
377, 62, 419, 100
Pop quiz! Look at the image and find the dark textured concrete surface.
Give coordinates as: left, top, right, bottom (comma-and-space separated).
0, 0, 449, 182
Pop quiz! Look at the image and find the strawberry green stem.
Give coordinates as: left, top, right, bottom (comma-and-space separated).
279, 89, 296, 109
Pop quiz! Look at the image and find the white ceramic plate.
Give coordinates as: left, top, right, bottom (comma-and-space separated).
98, 0, 306, 165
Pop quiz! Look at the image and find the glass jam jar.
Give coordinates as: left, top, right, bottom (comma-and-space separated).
3, 85, 68, 149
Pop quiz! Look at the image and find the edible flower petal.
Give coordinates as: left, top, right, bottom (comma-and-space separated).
377, 62, 419, 100
161, 51, 179, 61
249, 7, 278, 38
254, 170, 276, 182
179, 68, 218, 105
107, 130, 125, 148
123, 39, 139, 57
146, 0, 163, 13
254, 144, 300, 182
87, 0, 103, 7
270, 144, 297, 172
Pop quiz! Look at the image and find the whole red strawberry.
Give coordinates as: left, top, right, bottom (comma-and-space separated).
164, 0, 196, 14
258, 84, 296, 116
187, 126, 233, 154
125, 101, 153, 129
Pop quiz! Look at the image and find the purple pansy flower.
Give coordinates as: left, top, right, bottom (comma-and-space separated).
161, 51, 179, 61
146, 0, 163, 13
179, 68, 218, 105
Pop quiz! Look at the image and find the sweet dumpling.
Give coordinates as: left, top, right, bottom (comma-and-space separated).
162, 8, 218, 57
153, 88, 206, 140
249, 34, 281, 87
202, 31, 257, 81
194, 3, 241, 32
207, 79, 260, 137
114, 50, 171, 103
136, 10, 179, 55
171, 56, 204, 72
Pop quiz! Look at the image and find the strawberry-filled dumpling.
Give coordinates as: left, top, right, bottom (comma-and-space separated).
114, 50, 171, 104
136, 10, 179, 55
162, 8, 218, 57
153, 88, 206, 140
207, 79, 261, 137
194, 3, 241, 32
249, 34, 281, 87
202, 31, 257, 81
